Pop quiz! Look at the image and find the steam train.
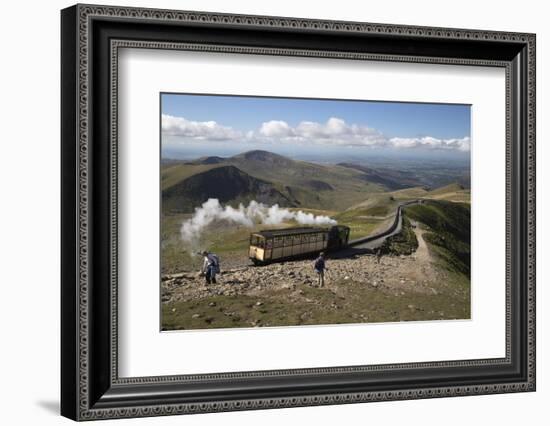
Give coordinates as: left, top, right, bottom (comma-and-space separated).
248, 225, 350, 265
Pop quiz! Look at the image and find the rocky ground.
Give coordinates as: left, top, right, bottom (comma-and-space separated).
161, 230, 470, 330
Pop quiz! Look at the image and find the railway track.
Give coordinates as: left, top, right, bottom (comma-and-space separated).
347, 200, 423, 251
244, 199, 424, 266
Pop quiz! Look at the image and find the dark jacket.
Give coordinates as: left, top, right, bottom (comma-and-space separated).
314, 256, 326, 271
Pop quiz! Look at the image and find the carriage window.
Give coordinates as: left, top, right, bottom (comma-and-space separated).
266, 239, 273, 249
273, 237, 283, 248
284, 236, 293, 246
293, 236, 301, 245
302, 235, 309, 244
254, 237, 265, 248
250, 235, 259, 246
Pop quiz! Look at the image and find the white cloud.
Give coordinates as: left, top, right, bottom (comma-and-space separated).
389, 136, 470, 151
258, 120, 294, 138
162, 114, 470, 152
257, 117, 387, 147
162, 114, 242, 141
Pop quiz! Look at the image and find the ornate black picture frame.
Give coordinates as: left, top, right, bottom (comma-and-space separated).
61, 4, 536, 421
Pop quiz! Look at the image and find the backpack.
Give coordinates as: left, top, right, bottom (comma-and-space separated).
314, 257, 324, 271
208, 253, 220, 273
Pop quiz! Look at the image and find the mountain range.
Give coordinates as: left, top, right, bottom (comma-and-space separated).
161, 150, 469, 213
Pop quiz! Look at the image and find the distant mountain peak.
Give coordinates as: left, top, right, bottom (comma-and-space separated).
201, 156, 225, 164
233, 150, 291, 163
190, 156, 226, 165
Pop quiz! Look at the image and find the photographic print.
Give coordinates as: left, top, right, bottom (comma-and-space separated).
160, 94, 471, 331
61, 7, 535, 418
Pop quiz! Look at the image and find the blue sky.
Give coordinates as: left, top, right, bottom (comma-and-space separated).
161, 93, 471, 161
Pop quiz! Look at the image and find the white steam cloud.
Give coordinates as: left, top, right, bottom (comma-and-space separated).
181, 198, 336, 242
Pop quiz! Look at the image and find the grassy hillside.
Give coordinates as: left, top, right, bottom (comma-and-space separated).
428, 183, 464, 195
337, 160, 471, 191
347, 193, 398, 211
337, 163, 417, 190
161, 150, 385, 213
162, 165, 297, 213
334, 197, 396, 240
389, 187, 429, 200
426, 183, 470, 203
228, 151, 368, 190
162, 152, 470, 216
405, 200, 470, 275
161, 163, 221, 190
160, 148, 471, 273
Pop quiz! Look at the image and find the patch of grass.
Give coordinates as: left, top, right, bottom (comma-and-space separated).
388, 187, 429, 200
362, 205, 391, 216
406, 201, 470, 241
427, 183, 464, 196
340, 216, 387, 240
406, 200, 470, 275
424, 183, 470, 203
334, 204, 396, 240
162, 277, 470, 331
343, 219, 382, 241
424, 234, 471, 275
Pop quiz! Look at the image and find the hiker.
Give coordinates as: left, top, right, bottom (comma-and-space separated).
200, 250, 220, 285
314, 252, 327, 287
376, 248, 383, 264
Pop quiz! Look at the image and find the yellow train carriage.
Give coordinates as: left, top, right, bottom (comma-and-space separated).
249, 226, 350, 265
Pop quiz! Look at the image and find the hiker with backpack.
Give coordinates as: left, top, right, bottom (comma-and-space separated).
314, 252, 327, 288
200, 250, 220, 285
